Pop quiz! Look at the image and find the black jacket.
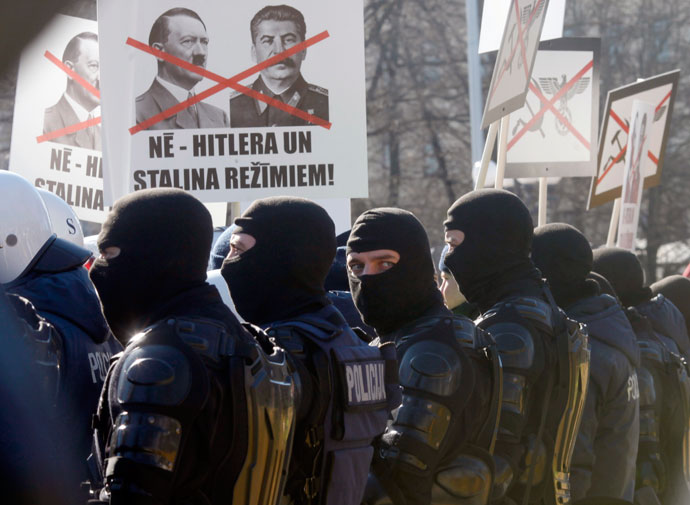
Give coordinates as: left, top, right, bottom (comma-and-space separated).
566, 294, 640, 501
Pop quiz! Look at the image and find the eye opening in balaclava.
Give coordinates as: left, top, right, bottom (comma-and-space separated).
591, 246, 651, 307
346, 207, 443, 335
220, 197, 335, 326
531, 223, 599, 309
88, 188, 213, 343
443, 189, 539, 312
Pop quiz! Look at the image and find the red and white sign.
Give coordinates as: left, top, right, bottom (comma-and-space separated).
617, 100, 653, 250
482, 0, 551, 128
506, 38, 599, 178
9, 14, 107, 223
588, 70, 679, 209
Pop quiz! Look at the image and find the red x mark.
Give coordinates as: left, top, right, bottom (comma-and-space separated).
507, 59, 593, 151
36, 51, 101, 143
596, 90, 671, 185
489, 0, 544, 104
129, 30, 331, 134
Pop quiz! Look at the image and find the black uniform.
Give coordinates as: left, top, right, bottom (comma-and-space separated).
444, 191, 589, 505
7, 238, 122, 492
0, 287, 75, 505
532, 224, 640, 502
229, 74, 328, 127
88, 189, 296, 505
348, 208, 501, 505
222, 197, 397, 505
593, 247, 690, 505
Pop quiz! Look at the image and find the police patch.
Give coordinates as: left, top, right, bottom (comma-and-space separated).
342, 360, 387, 407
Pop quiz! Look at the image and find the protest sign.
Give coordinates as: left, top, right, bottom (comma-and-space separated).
506, 38, 599, 178
617, 100, 653, 250
9, 14, 106, 223
588, 70, 679, 209
98, 0, 368, 205
479, 0, 565, 54
481, 0, 551, 128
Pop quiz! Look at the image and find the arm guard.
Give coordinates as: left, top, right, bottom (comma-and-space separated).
481, 321, 544, 502
104, 330, 210, 505
374, 339, 474, 505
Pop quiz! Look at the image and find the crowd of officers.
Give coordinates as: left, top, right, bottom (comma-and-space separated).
2, 170, 690, 505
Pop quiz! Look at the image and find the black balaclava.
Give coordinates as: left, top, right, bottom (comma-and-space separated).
651, 275, 690, 336
89, 189, 212, 343
324, 247, 349, 292
347, 208, 444, 335
591, 247, 651, 307
443, 189, 541, 312
531, 223, 599, 308
220, 197, 335, 325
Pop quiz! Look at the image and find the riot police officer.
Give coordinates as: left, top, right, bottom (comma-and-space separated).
443, 189, 589, 505
87, 189, 296, 505
0, 285, 75, 505
221, 197, 400, 505
0, 171, 122, 497
651, 275, 690, 340
532, 224, 640, 502
593, 247, 690, 505
346, 208, 502, 505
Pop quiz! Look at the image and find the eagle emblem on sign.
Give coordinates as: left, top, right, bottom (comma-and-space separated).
538, 74, 591, 135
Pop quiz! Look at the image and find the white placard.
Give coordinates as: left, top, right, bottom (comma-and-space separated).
98, 0, 368, 206
481, 0, 551, 128
506, 38, 599, 177
617, 100, 653, 250
9, 14, 107, 223
479, 0, 565, 54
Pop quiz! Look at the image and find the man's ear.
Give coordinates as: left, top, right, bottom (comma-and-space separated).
64, 60, 75, 71
250, 44, 257, 63
152, 42, 166, 63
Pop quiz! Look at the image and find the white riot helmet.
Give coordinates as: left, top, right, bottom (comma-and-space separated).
0, 172, 53, 284
37, 189, 85, 247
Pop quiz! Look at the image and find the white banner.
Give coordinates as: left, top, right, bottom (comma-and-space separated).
98, 0, 368, 205
479, 0, 566, 54
9, 14, 107, 223
617, 100, 653, 250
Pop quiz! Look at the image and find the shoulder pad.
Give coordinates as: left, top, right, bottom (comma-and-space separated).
487, 322, 535, 369
452, 316, 481, 349
505, 297, 553, 329
117, 343, 193, 407
308, 83, 328, 96
398, 340, 463, 397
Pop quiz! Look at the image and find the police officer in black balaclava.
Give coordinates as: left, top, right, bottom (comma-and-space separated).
443, 189, 589, 505
593, 247, 690, 505
532, 224, 640, 502
651, 275, 690, 338
348, 208, 501, 505
221, 197, 398, 505
87, 189, 297, 505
